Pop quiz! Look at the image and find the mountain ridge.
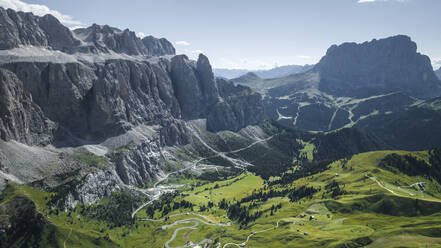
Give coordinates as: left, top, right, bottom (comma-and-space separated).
0, 7, 264, 146
214, 64, 313, 79
235, 35, 441, 149
315, 35, 441, 99
0, 7, 265, 205
0, 7, 175, 57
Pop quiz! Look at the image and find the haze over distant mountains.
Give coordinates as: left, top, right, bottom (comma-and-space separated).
3, 4, 441, 247
234, 35, 441, 149
213, 64, 313, 79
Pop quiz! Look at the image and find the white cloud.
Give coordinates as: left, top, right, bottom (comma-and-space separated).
137, 32, 146, 39
432, 58, 441, 70
211, 57, 276, 70
175, 41, 191, 46
69, 25, 86, 30
0, 0, 82, 26
298, 55, 312, 59
191, 50, 204, 54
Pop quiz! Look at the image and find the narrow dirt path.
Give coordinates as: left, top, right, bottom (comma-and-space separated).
130, 129, 276, 247
222, 220, 282, 248
366, 175, 441, 203
63, 228, 72, 248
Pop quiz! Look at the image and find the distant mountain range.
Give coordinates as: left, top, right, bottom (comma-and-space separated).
2, 6, 441, 248
233, 35, 441, 149
213, 64, 313, 79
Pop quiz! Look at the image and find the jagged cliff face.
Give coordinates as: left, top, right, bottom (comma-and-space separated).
1, 54, 263, 144
0, 7, 264, 203
73, 24, 175, 56
0, 7, 175, 56
315, 35, 441, 99
207, 79, 264, 132
0, 68, 54, 145
0, 7, 264, 146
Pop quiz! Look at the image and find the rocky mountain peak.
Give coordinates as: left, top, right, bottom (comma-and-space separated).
141, 36, 175, 56
0, 6, 175, 57
0, 7, 78, 51
315, 35, 441, 99
0, 7, 264, 146
73, 23, 175, 56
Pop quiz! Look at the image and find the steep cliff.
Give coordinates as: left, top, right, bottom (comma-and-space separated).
315, 35, 441, 99
0, 7, 175, 57
0, 7, 264, 200
0, 68, 53, 145
0, 7, 264, 146
207, 79, 264, 132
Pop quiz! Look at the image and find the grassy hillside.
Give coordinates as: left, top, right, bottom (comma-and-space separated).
2, 149, 441, 247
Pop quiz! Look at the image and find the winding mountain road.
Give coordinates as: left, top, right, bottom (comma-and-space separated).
129, 131, 275, 247
366, 174, 441, 203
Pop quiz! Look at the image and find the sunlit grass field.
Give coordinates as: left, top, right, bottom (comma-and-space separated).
2, 150, 441, 247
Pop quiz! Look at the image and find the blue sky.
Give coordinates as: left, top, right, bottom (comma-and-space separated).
0, 0, 440, 70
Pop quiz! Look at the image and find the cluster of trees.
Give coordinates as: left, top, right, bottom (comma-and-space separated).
287, 186, 318, 202
239, 189, 290, 203
380, 151, 441, 184
198, 167, 241, 182
79, 190, 144, 226
270, 203, 282, 216
232, 121, 308, 179
199, 201, 215, 212
214, 184, 321, 226
268, 160, 331, 186
324, 180, 346, 198
429, 149, 441, 183
196, 175, 245, 194
219, 200, 263, 227
239, 185, 318, 204
145, 193, 194, 218
46, 177, 83, 209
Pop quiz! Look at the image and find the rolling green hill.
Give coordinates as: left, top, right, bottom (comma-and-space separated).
2, 149, 441, 247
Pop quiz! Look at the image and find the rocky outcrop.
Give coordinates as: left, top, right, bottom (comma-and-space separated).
110, 139, 163, 186
315, 35, 441, 99
0, 7, 175, 57
0, 7, 78, 51
0, 7, 265, 206
2, 55, 262, 143
2, 58, 187, 142
73, 24, 176, 56
170, 54, 263, 132
0, 8, 264, 146
207, 79, 264, 132
142, 36, 175, 56
170, 54, 220, 120
0, 68, 53, 145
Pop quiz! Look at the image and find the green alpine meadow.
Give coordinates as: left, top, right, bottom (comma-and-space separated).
1, 1, 441, 247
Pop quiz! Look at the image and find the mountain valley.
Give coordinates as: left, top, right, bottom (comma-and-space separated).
0, 5, 441, 248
